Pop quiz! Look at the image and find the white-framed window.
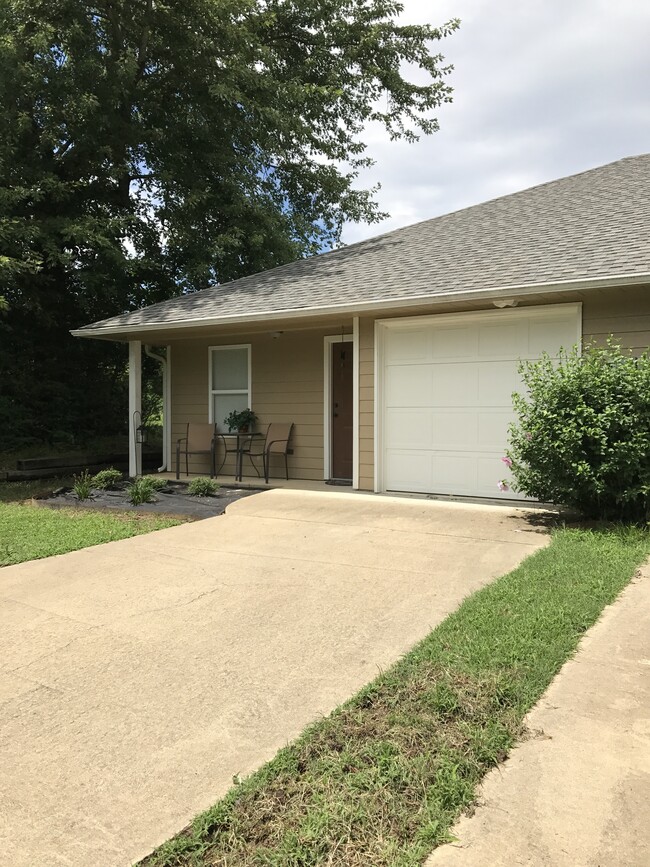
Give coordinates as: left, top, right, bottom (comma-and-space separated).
208, 344, 252, 429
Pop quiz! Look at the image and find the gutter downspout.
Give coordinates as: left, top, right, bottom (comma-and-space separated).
144, 345, 169, 473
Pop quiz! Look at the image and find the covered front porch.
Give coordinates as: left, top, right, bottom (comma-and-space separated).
125, 313, 366, 488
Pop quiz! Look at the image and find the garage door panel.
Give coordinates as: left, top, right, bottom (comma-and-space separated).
477, 362, 524, 404
431, 364, 478, 405
431, 326, 477, 358
430, 412, 478, 449
478, 321, 525, 357
477, 455, 512, 498
385, 365, 433, 405
385, 409, 432, 448
385, 450, 432, 491
431, 453, 477, 492
384, 328, 429, 361
477, 411, 514, 449
528, 318, 578, 355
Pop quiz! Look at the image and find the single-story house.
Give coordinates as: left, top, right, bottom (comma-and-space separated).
73, 154, 650, 499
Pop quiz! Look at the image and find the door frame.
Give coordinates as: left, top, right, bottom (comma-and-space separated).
323, 326, 359, 486
373, 302, 582, 493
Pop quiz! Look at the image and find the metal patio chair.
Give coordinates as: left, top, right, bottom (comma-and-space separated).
175, 422, 217, 479
244, 422, 294, 483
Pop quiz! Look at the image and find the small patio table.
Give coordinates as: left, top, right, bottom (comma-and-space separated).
219, 431, 264, 482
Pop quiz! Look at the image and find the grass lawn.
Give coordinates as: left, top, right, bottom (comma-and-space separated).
142, 526, 650, 867
0, 502, 184, 566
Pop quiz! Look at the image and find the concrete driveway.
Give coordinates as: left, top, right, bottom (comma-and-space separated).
0, 489, 547, 866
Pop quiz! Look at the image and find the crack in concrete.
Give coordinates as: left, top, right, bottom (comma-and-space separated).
126, 582, 230, 617
225, 512, 546, 546
137, 543, 529, 576
2, 626, 101, 676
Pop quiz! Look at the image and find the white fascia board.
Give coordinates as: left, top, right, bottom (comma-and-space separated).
70, 271, 650, 340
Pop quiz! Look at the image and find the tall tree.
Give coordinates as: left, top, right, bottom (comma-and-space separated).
0, 0, 458, 450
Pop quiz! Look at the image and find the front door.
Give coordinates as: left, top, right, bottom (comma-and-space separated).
330, 340, 353, 480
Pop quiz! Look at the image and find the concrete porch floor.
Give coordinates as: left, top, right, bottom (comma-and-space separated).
159, 472, 353, 494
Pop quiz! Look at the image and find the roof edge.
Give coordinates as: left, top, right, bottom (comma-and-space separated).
71, 271, 650, 339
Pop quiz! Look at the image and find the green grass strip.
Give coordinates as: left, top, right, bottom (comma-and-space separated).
143, 527, 650, 867
0, 503, 184, 566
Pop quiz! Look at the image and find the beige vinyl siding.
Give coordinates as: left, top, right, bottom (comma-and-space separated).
355, 283, 650, 491
582, 284, 650, 352
171, 329, 332, 479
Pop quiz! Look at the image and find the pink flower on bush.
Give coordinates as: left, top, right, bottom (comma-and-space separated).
501, 456, 513, 469
497, 480, 510, 492
524, 431, 533, 441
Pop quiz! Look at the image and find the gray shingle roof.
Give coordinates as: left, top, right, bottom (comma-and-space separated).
77, 154, 650, 333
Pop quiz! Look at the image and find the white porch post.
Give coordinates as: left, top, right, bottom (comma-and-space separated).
352, 316, 360, 489
128, 340, 142, 478
165, 345, 172, 472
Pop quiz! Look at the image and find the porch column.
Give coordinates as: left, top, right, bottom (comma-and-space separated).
352, 315, 360, 489
128, 340, 142, 478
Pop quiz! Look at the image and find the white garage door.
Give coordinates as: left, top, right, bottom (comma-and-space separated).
379, 304, 581, 498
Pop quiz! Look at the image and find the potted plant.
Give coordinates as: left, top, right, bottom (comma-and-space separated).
224, 408, 257, 433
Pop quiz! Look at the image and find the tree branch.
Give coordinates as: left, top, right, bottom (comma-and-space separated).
135, 0, 153, 82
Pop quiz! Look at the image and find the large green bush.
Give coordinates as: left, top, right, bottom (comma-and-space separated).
506, 342, 650, 521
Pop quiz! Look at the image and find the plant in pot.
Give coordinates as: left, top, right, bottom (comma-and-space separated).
224, 408, 257, 433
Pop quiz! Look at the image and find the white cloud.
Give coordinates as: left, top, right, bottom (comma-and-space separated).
342, 0, 650, 243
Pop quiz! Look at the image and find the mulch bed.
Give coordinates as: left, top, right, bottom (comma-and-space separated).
36, 480, 261, 520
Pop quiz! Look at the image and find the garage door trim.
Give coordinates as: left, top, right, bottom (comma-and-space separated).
373, 303, 582, 494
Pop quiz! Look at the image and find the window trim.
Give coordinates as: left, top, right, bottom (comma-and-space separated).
208, 344, 252, 426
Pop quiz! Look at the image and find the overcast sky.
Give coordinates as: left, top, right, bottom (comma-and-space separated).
341, 0, 650, 244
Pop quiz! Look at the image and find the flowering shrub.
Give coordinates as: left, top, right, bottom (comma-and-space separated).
506, 341, 650, 521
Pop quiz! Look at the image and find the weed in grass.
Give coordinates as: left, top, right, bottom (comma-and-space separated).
141, 527, 650, 867
72, 469, 93, 500
187, 477, 220, 497
90, 468, 123, 490
127, 477, 156, 505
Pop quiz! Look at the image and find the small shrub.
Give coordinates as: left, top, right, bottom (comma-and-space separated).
127, 477, 156, 505
187, 477, 220, 497
506, 341, 650, 521
72, 470, 93, 500
91, 468, 123, 490
141, 475, 169, 492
